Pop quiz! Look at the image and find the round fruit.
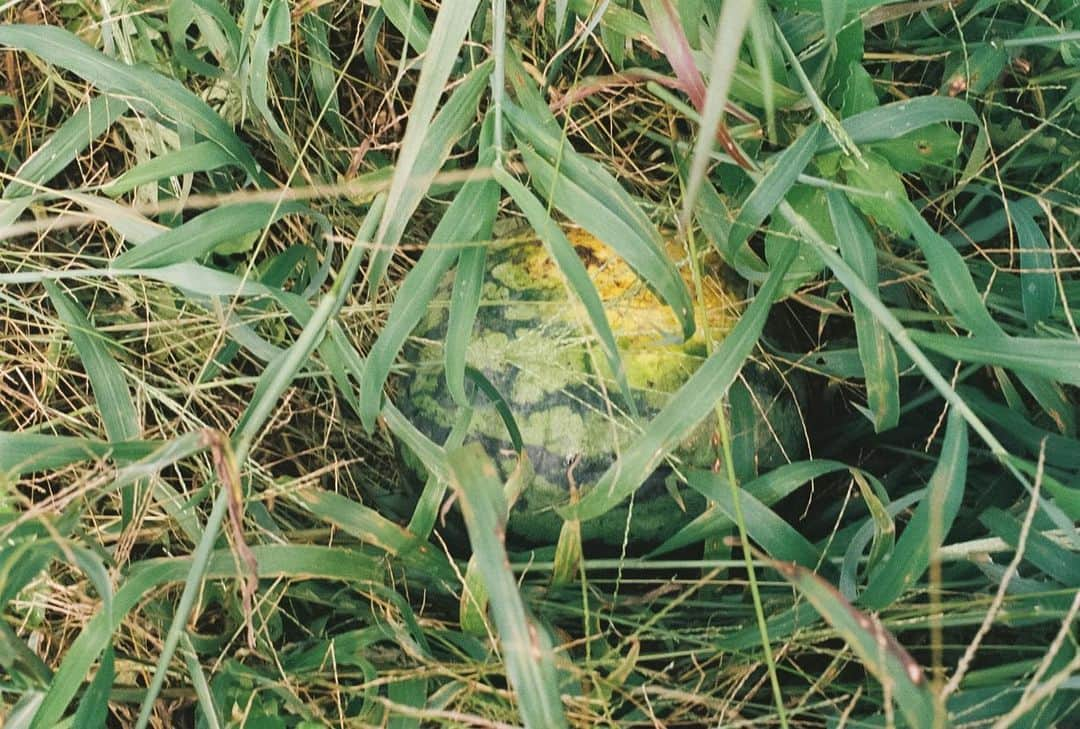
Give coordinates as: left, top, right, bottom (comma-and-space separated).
397, 229, 803, 547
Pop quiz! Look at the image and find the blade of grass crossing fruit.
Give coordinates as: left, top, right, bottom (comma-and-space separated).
30, 546, 382, 729
727, 123, 828, 262
447, 444, 569, 729
112, 201, 313, 268
366, 1, 485, 295
2, 94, 127, 201
1010, 200, 1056, 327
104, 140, 235, 196
769, 557, 938, 728
515, 147, 697, 336
446, 240, 488, 406
566, 243, 795, 522
827, 193, 900, 431
504, 103, 694, 338
681, 0, 753, 227
359, 147, 499, 430
406, 407, 474, 538
685, 470, 822, 569
860, 409, 967, 609
0, 25, 262, 182
495, 166, 638, 415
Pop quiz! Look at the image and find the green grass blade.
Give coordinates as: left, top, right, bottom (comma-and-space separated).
900, 201, 1001, 336
979, 507, 1080, 586
727, 123, 827, 263
909, 332, 1080, 386
104, 140, 235, 196
299, 10, 346, 138
0, 434, 162, 475
860, 409, 967, 609
827, 192, 900, 432
566, 243, 795, 523
681, 0, 753, 226
112, 201, 311, 268
651, 459, 851, 556
495, 166, 636, 415
3, 94, 126, 200
685, 470, 822, 569
447, 444, 569, 729
43, 282, 139, 442
70, 646, 113, 729
827, 96, 981, 150
359, 151, 499, 430
380, 0, 433, 53
0, 25, 262, 181
1011, 200, 1057, 327
366, 2, 486, 295
291, 487, 456, 589
446, 240, 488, 407
770, 558, 939, 728
28, 546, 381, 729
506, 119, 695, 337
249, 0, 292, 144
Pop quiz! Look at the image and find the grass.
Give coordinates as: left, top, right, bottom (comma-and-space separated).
1, 1, 1079, 727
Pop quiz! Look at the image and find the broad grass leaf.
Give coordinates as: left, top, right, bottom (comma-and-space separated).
860, 409, 967, 609
44, 282, 139, 442
909, 331, 1080, 387
359, 149, 498, 431
446, 445, 569, 729
728, 123, 828, 265
841, 151, 911, 236
69, 645, 113, 729
650, 460, 852, 556
772, 558, 938, 728
685, 470, 822, 569
446, 241, 488, 407
1011, 200, 1056, 327
495, 166, 636, 414
291, 487, 456, 588
872, 124, 962, 173
827, 192, 899, 431
980, 507, 1080, 586
2, 94, 127, 201
367, 2, 486, 295
505, 103, 694, 338
29, 546, 382, 729
104, 140, 236, 196
380, 0, 433, 53
112, 201, 312, 268
249, 0, 292, 144
0, 433, 160, 475
0, 25, 261, 181
900, 201, 1000, 336
825, 96, 980, 151
299, 9, 346, 138
565, 243, 796, 523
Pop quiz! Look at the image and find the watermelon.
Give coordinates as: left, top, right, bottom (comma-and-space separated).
396, 229, 803, 547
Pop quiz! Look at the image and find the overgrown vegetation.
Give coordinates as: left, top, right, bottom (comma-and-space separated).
1, 1, 1078, 727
